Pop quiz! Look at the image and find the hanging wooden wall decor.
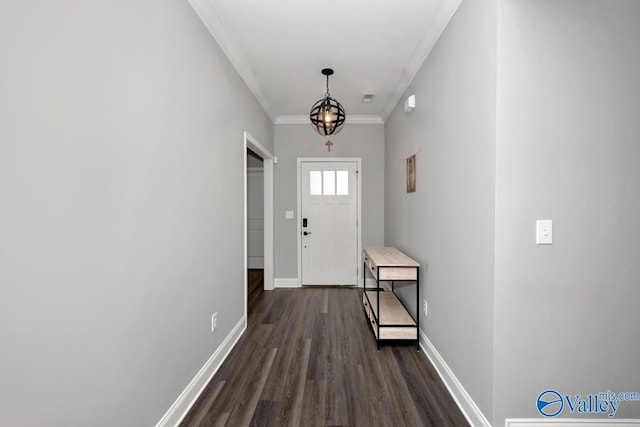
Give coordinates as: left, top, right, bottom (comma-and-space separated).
406, 154, 416, 193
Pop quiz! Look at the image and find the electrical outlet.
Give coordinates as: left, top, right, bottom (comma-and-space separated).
423, 299, 428, 316
211, 313, 217, 332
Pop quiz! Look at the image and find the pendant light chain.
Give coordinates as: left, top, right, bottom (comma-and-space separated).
309, 68, 346, 136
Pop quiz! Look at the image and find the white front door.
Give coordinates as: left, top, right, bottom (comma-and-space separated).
300, 160, 359, 285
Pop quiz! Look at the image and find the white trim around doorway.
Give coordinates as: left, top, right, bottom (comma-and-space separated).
244, 132, 275, 305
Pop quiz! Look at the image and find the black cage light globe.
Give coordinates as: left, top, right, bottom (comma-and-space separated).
310, 68, 346, 136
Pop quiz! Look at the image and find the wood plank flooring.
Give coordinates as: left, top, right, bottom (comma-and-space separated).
180, 286, 469, 427
248, 269, 264, 312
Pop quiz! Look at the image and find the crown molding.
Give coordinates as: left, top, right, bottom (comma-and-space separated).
189, 0, 462, 124
188, 0, 278, 121
347, 115, 385, 124
275, 115, 384, 125
381, 0, 463, 120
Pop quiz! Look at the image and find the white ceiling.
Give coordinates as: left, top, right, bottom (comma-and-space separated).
189, 0, 462, 123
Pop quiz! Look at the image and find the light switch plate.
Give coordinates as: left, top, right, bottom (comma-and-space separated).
285, 210, 294, 219
536, 220, 553, 245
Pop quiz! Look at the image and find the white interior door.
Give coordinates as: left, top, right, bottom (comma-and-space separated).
300, 160, 358, 285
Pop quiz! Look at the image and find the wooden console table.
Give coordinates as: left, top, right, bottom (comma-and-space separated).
362, 247, 419, 350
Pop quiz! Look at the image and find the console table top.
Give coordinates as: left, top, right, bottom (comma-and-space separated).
364, 246, 419, 268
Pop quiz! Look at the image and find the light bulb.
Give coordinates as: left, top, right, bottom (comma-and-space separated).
324, 108, 332, 123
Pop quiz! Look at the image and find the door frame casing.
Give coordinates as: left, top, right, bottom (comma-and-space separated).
244, 132, 275, 324
296, 157, 362, 286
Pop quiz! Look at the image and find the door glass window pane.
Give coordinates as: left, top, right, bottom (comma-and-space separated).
310, 171, 322, 195
336, 170, 348, 195
323, 170, 335, 195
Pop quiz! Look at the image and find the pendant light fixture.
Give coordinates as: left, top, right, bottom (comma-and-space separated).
310, 68, 346, 136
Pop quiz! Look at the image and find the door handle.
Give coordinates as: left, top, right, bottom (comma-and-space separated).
303, 231, 312, 236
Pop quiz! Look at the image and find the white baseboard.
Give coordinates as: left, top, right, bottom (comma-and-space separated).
505, 420, 640, 427
362, 279, 405, 289
358, 278, 392, 289
362, 278, 377, 288
419, 329, 492, 427
155, 316, 247, 427
275, 278, 370, 288
274, 277, 300, 288
275, 278, 371, 288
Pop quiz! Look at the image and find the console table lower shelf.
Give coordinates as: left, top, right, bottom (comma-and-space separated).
362, 290, 417, 341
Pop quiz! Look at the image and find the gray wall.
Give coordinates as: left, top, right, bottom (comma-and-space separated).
386, 0, 640, 423
0, 1, 273, 426
384, 0, 496, 421
274, 124, 385, 279
494, 0, 640, 422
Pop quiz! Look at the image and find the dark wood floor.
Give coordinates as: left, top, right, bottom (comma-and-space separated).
180, 283, 469, 427
248, 269, 264, 312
